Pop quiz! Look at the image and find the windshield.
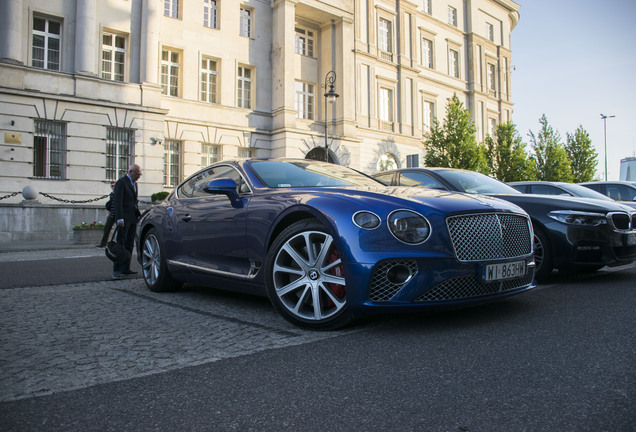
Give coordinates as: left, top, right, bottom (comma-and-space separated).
249, 160, 383, 188
439, 170, 521, 195
559, 183, 613, 201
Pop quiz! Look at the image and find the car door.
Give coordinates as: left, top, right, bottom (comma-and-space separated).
174, 165, 252, 278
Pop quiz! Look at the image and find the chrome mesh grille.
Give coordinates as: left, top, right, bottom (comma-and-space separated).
369, 260, 418, 302
447, 213, 532, 261
414, 271, 535, 303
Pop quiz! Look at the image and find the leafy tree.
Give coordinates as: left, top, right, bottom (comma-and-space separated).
528, 114, 573, 182
424, 94, 488, 173
485, 122, 536, 182
565, 125, 598, 182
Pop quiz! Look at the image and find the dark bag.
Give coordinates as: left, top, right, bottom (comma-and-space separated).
105, 227, 131, 265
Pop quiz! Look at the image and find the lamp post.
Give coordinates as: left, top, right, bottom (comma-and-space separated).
323, 71, 339, 162
601, 113, 615, 181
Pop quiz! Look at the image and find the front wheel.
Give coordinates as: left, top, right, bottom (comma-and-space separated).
141, 228, 181, 292
533, 226, 553, 282
265, 220, 352, 330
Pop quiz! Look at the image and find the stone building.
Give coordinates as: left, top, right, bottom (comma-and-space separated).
0, 0, 519, 205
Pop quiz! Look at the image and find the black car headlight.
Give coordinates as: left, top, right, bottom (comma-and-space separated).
548, 210, 607, 226
388, 210, 431, 244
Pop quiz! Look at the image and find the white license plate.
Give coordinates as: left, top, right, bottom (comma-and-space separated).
626, 233, 636, 246
483, 260, 526, 282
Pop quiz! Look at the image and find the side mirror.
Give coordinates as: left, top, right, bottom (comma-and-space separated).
203, 178, 239, 203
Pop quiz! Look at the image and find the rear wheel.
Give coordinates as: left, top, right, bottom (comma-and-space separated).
533, 227, 553, 282
141, 228, 181, 292
265, 220, 352, 330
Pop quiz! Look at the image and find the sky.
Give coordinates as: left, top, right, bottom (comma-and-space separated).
510, 0, 636, 180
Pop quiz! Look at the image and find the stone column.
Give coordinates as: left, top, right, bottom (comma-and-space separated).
75, 0, 97, 74
271, 0, 297, 130
140, 0, 160, 84
0, 0, 23, 63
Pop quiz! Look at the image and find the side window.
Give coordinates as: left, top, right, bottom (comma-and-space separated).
531, 185, 570, 196
399, 172, 445, 189
179, 166, 248, 198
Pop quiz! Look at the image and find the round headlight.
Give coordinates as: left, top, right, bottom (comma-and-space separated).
388, 210, 431, 244
353, 211, 381, 230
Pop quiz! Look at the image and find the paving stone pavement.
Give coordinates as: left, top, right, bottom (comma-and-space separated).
0, 277, 359, 402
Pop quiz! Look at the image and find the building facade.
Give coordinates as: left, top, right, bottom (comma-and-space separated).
620, 157, 636, 181
0, 0, 520, 203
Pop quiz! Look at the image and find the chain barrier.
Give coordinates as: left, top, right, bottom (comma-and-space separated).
38, 192, 109, 204
0, 192, 20, 201
1, 191, 155, 205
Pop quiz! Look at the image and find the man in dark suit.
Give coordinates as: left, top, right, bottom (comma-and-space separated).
112, 164, 142, 279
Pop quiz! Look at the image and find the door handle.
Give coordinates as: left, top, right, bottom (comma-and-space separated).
181, 214, 192, 222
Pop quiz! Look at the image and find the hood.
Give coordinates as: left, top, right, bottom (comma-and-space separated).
491, 193, 634, 213
296, 186, 527, 215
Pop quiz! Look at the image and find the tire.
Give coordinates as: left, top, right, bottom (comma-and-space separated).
533, 226, 553, 282
265, 220, 352, 330
141, 228, 182, 292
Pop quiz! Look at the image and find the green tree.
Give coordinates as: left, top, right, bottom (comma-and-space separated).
485, 122, 536, 182
424, 94, 488, 173
565, 125, 598, 182
528, 114, 573, 182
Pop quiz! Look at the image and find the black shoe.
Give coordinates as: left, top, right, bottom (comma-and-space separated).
96, 244, 105, 248
121, 269, 137, 275
112, 272, 122, 280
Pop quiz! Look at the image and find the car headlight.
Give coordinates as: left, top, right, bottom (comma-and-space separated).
352, 211, 381, 230
388, 210, 431, 244
548, 210, 607, 226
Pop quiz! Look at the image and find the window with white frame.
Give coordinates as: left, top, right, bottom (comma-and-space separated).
163, 140, 182, 187
101, 32, 126, 82
203, 0, 218, 29
449, 49, 459, 78
161, 48, 180, 96
106, 127, 134, 181
295, 27, 315, 57
487, 23, 494, 42
377, 153, 398, 172
423, 100, 434, 133
487, 63, 496, 91
200, 57, 218, 103
164, 0, 179, 18
295, 81, 315, 120
240, 7, 252, 37
237, 65, 252, 108
488, 118, 497, 137
201, 143, 220, 166
379, 88, 393, 122
407, 154, 420, 168
421, 38, 433, 68
33, 119, 66, 179
448, 7, 457, 26
378, 18, 392, 53
421, 0, 431, 14
238, 147, 252, 158
32, 16, 61, 70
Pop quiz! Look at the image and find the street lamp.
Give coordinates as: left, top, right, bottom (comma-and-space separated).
323, 71, 339, 162
601, 113, 615, 181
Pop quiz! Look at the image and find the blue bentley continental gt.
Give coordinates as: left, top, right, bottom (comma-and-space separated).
136, 159, 536, 329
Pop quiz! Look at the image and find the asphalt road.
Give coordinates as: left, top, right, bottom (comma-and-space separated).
0, 248, 634, 431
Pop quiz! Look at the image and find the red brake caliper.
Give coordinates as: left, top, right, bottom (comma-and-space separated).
326, 247, 345, 307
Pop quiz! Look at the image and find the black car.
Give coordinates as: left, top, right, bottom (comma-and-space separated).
373, 168, 636, 280
578, 181, 636, 210
508, 181, 616, 202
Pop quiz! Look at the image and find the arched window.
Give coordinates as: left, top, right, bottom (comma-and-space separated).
305, 147, 333, 163
377, 153, 398, 171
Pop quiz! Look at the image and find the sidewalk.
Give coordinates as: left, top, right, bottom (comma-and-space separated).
0, 240, 99, 253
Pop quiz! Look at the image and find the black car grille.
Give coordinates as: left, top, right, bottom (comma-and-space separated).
609, 212, 636, 231
414, 271, 535, 303
368, 260, 418, 302
446, 213, 532, 261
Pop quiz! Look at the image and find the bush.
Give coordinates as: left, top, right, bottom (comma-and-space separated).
73, 222, 105, 230
151, 191, 169, 203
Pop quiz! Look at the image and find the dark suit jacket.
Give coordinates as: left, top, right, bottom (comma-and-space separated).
113, 174, 140, 224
